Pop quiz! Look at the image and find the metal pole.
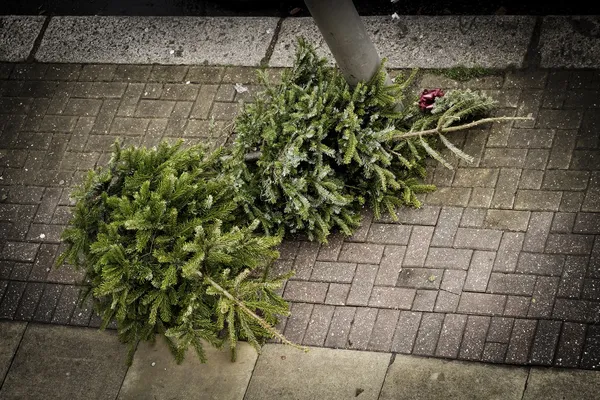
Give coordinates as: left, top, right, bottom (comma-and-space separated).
303, 0, 393, 87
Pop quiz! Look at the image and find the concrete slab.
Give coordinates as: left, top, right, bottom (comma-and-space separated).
523, 368, 600, 400
0, 324, 128, 400
379, 354, 528, 400
270, 16, 535, 69
0, 16, 46, 62
245, 344, 390, 400
118, 339, 258, 400
540, 16, 600, 68
36, 16, 278, 65
0, 322, 26, 382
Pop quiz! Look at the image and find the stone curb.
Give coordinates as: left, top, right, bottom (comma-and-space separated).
1, 15, 600, 68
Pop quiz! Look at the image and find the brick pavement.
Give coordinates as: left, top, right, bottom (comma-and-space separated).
0, 64, 598, 369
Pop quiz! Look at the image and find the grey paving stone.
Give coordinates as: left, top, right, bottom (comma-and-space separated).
346, 264, 378, 306
324, 306, 355, 348
457, 292, 506, 316
528, 276, 560, 318
403, 226, 434, 267
581, 325, 600, 369
430, 207, 463, 247
530, 320, 562, 365
0, 16, 46, 62
545, 233, 595, 255
523, 211, 554, 252
303, 305, 335, 347
380, 354, 527, 400
573, 212, 600, 234
271, 16, 534, 68
0, 281, 26, 319
517, 253, 565, 276
1, 324, 127, 400
348, 307, 378, 350
246, 344, 389, 400
548, 129, 578, 169
518, 169, 544, 189
391, 205, 440, 226
375, 245, 406, 286
551, 212, 577, 233
459, 208, 487, 228
515, 190, 563, 211
426, 187, 471, 207
283, 303, 313, 344
490, 168, 522, 209
38, 17, 278, 65
284, 281, 328, 304
51, 285, 80, 324
487, 273, 536, 296
464, 250, 496, 291
397, 268, 441, 290
390, 311, 422, 354
346, 209, 373, 242
292, 241, 320, 280
508, 128, 555, 148
557, 256, 587, 298
485, 210, 530, 232
119, 339, 256, 400
435, 314, 467, 358
14, 282, 44, 321
366, 223, 411, 245
310, 261, 356, 283
32, 284, 62, 323
540, 16, 600, 68
324, 283, 350, 306
555, 322, 587, 368
434, 291, 460, 313
454, 228, 502, 251
412, 313, 444, 357
482, 342, 508, 363
487, 317, 514, 344
440, 270, 467, 295
481, 148, 527, 168
424, 248, 473, 270
570, 149, 600, 170
453, 168, 499, 187
316, 234, 343, 262
582, 278, 600, 301
505, 319, 537, 364
369, 287, 415, 310
582, 172, 600, 212
459, 315, 490, 360
368, 309, 400, 352
553, 298, 600, 323
560, 192, 585, 213
523, 368, 600, 400
0, 322, 27, 383
504, 296, 530, 317
338, 243, 384, 265
542, 170, 590, 191
412, 290, 438, 312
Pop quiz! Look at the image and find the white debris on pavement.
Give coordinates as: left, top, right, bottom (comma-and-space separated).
234, 83, 249, 93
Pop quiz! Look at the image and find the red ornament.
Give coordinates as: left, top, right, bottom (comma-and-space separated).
419, 88, 444, 111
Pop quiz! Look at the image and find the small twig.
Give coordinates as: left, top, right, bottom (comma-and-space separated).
205, 276, 307, 352
244, 151, 261, 162
390, 116, 533, 141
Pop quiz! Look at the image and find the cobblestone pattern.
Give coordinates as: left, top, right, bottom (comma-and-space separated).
0, 66, 598, 369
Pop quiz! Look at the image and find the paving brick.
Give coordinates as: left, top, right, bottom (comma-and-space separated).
32, 283, 62, 323
283, 303, 313, 344
434, 291, 460, 313
551, 212, 576, 233
547, 130, 577, 169
2, 241, 39, 262
430, 207, 463, 247
316, 234, 343, 262
485, 210, 530, 232
412, 312, 444, 356
536, 109, 583, 130
508, 128, 555, 148
324, 306, 355, 348
457, 292, 506, 316
113, 65, 151, 81
9, 263, 32, 280
62, 98, 102, 117
303, 305, 335, 346
161, 83, 200, 101
515, 190, 563, 211
292, 241, 319, 280
557, 256, 587, 298
481, 148, 527, 168
424, 247, 473, 270
458, 315, 490, 361
215, 84, 236, 102
426, 187, 471, 207
487, 273, 537, 296
523, 211, 554, 252
368, 309, 400, 352
338, 243, 384, 265
582, 172, 600, 212
366, 223, 411, 245
579, 110, 600, 148
324, 283, 350, 306
454, 228, 502, 251
453, 168, 499, 187
33, 188, 63, 224
389, 311, 423, 354
392, 205, 440, 225
490, 168, 522, 209
346, 209, 372, 242
135, 100, 175, 118
573, 213, 600, 234
459, 208, 487, 228
50, 284, 79, 323
348, 307, 377, 350
0, 280, 26, 319
368, 286, 415, 310
403, 226, 434, 267
518, 169, 544, 190
28, 243, 59, 281
517, 253, 565, 276
463, 250, 495, 292
375, 245, 405, 286
560, 192, 584, 213
582, 279, 600, 301
310, 261, 356, 283
554, 322, 586, 367
581, 325, 600, 369
505, 319, 536, 364
283, 270, 330, 302
542, 170, 590, 191
435, 314, 468, 358
346, 264, 378, 306
11, 64, 49, 80
110, 117, 150, 135
504, 295, 530, 317
545, 234, 595, 255
397, 268, 441, 290
440, 270, 467, 295
570, 149, 600, 170
487, 316, 514, 344
210, 102, 240, 120
14, 282, 44, 321
505, 70, 547, 89
7, 185, 45, 204
411, 290, 438, 312
87, 81, 127, 98
482, 342, 508, 363
530, 320, 562, 365
79, 65, 115, 81
528, 276, 560, 318
185, 66, 224, 83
